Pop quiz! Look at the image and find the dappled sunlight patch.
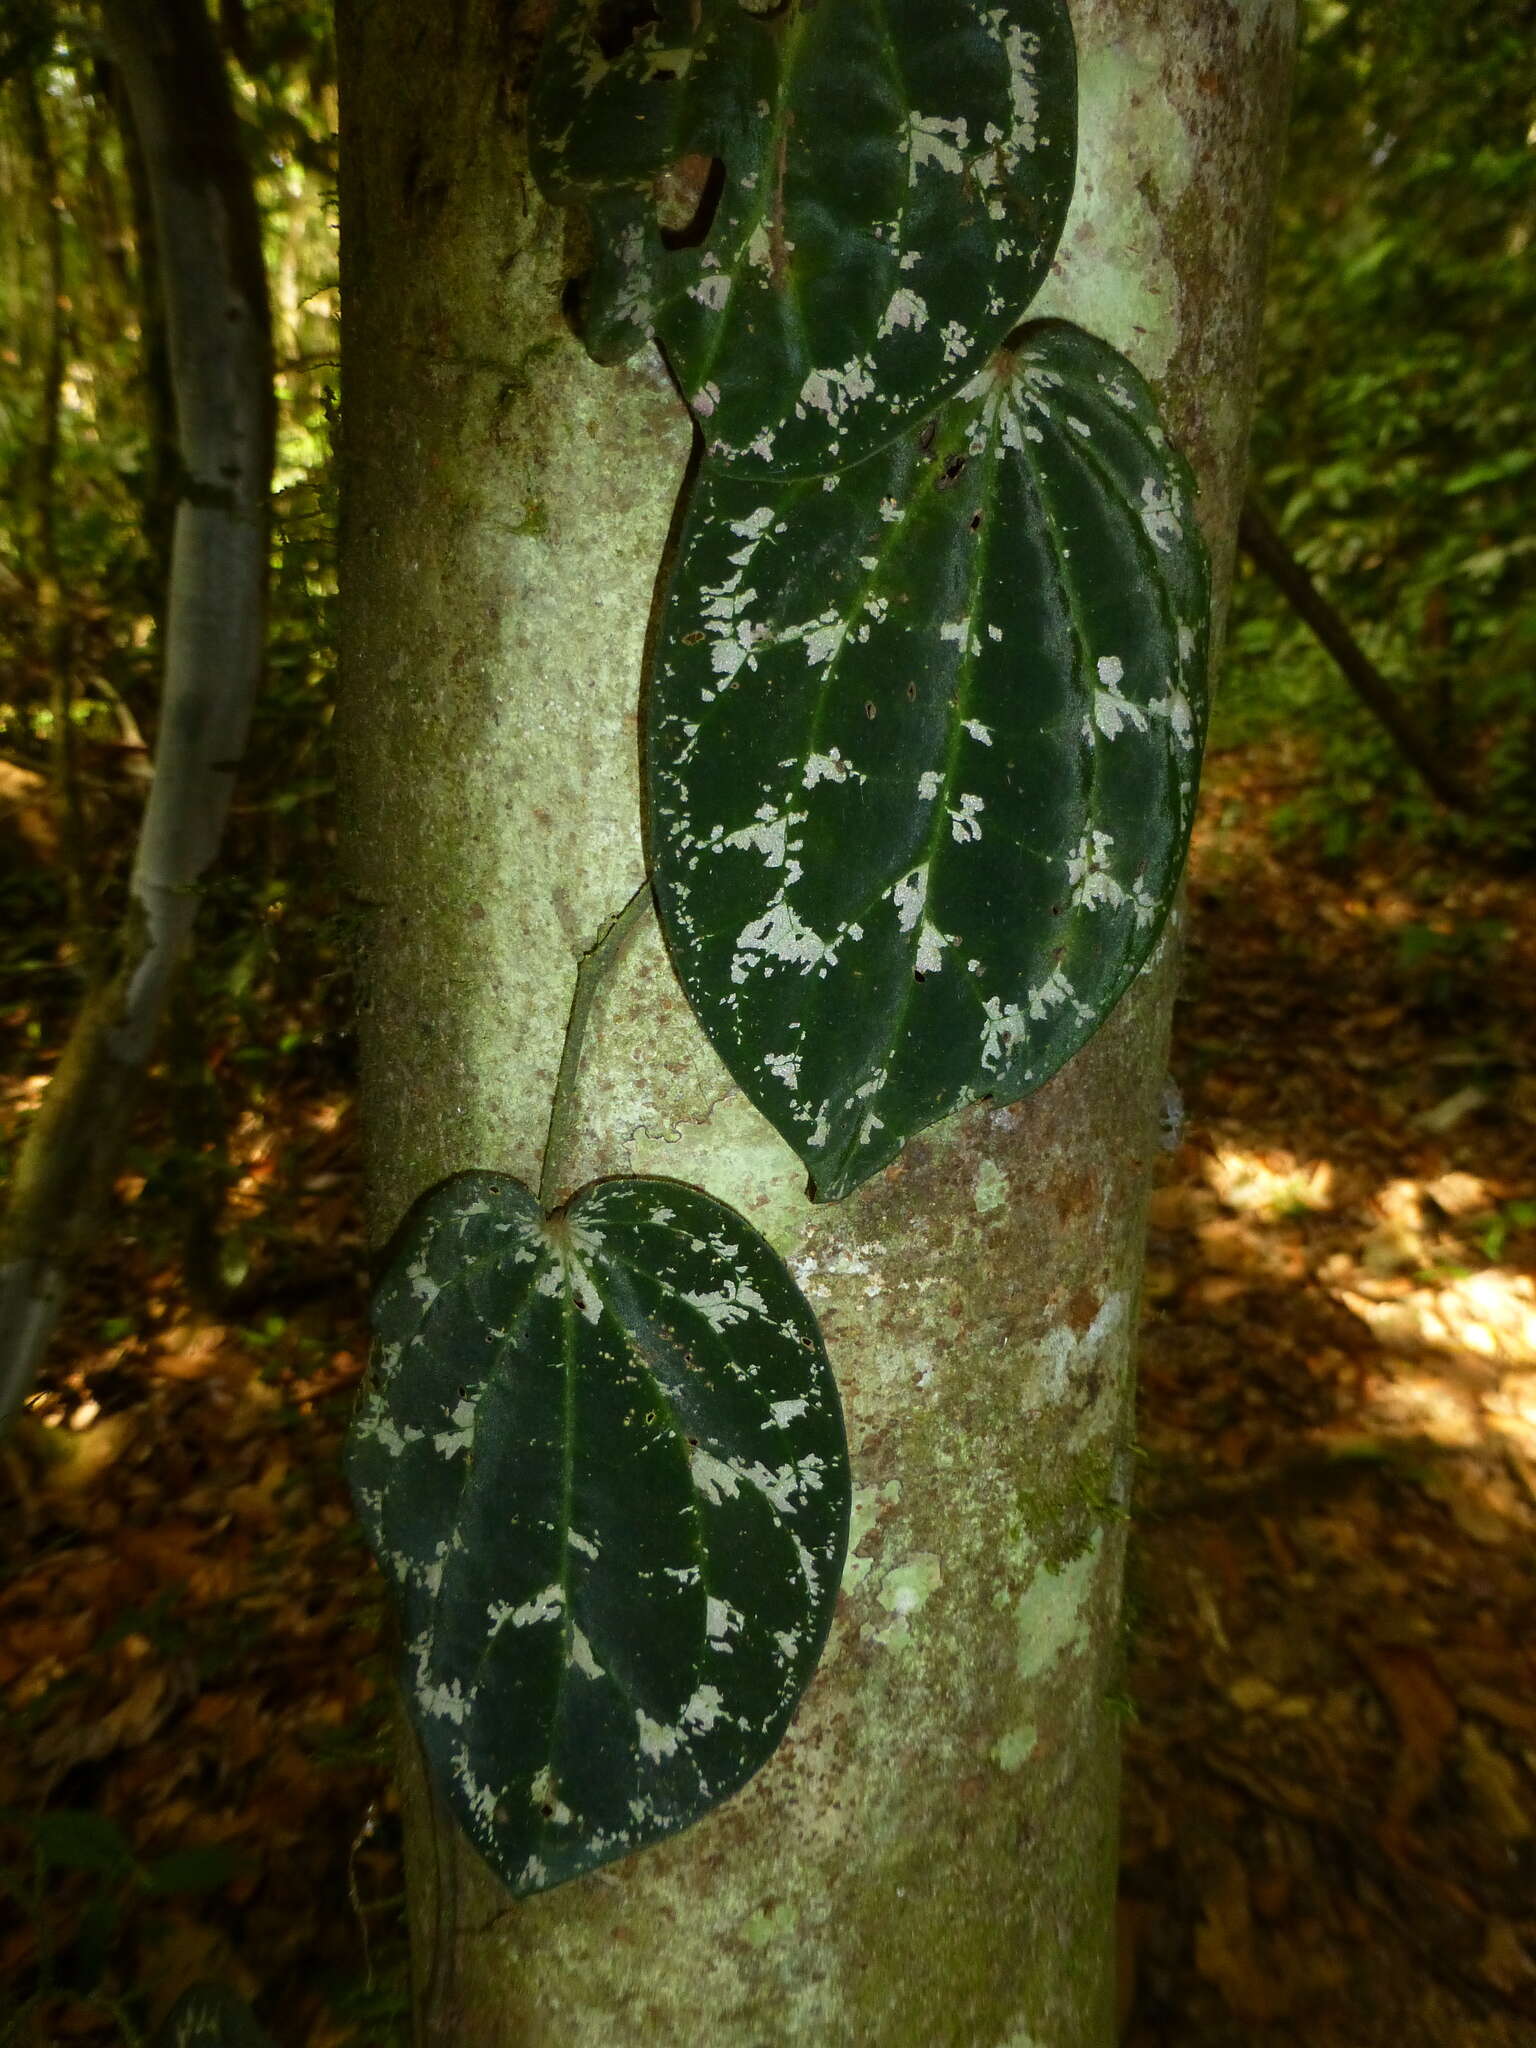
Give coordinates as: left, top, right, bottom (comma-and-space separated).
12, 1402, 139, 1498
1192, 1213, 1307, 1287
1484, 1369, 1536, 1452
1204, 1144, 1335, 1221
148, 1321, 264, 1388
1338, 1268, 1536, 1370
1150, 1131, 1536, 1408
1415, 1458, 1533, 1548
1362, 1361, 1487, 1450
1420, 1169, 1496, 1220
1128, 722, 1536, 2042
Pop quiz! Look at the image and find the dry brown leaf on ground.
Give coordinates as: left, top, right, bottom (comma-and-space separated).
1193, 1843, 1296, 2025
1353, 1642, 1459, 1826
29, 1668, 181, 1777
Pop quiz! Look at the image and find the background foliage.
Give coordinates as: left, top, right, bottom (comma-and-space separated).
1, 0, 342, 1302
1223, 0, 1536, 860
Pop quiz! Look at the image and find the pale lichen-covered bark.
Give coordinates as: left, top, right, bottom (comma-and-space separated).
336, 2, 1296, 2041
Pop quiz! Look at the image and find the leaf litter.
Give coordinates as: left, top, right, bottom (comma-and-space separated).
0, 1082, 397, 2044
1122, 731, 1536, 2046
1, 730, 1533, 2044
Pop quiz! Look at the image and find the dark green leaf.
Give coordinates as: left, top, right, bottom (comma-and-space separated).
154, 1983, 274, 2048
531, 0, 1076, 476
140, 1845, 241, 1896
70, 1895, 119, 1994
346, 1171, 848, 1895
28, 1810, 134, 1878
647, 319, 1210, 1199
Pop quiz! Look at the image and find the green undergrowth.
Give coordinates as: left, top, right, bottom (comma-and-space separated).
1220, 0, 1536, 867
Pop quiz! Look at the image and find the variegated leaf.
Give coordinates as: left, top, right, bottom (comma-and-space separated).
647, 320, 1211, 1200
530, 0, 1076, 477
346, 1172, 848, 1895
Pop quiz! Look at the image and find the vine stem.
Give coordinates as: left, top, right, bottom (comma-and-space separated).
538, 880, 654, 1210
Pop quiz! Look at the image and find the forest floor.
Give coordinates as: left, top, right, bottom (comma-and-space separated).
2, 734, 1534, 2047
1123, 739, 1536, 2047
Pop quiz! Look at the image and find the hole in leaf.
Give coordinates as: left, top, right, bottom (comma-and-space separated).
540, 1802, 556, 1818
559, 273, 590, 339
593, 0, 659, 61
936, 454, 968, 490
905, 681, 917, 702
969, 510, 983, 532
655, 154, 725, 250
864, 701, 877, 720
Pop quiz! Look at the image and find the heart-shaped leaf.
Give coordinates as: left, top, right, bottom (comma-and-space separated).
156, 1986, 274, 2048
647, 319, 1210, 1200
531, 0, 1076, 477
346, 1171, 848, 1895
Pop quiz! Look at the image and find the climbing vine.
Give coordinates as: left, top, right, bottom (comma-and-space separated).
346, 0, 1210, 1901
649, 319, 1207, 1198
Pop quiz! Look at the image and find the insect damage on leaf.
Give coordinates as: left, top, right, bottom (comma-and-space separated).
646, 320, 1211, 1200
530, 0, 1076, 477
346, 1171, 849, 1894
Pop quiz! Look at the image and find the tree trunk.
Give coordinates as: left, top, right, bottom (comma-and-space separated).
336, 4, 1296, 2042
0, 0, 273, 1420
